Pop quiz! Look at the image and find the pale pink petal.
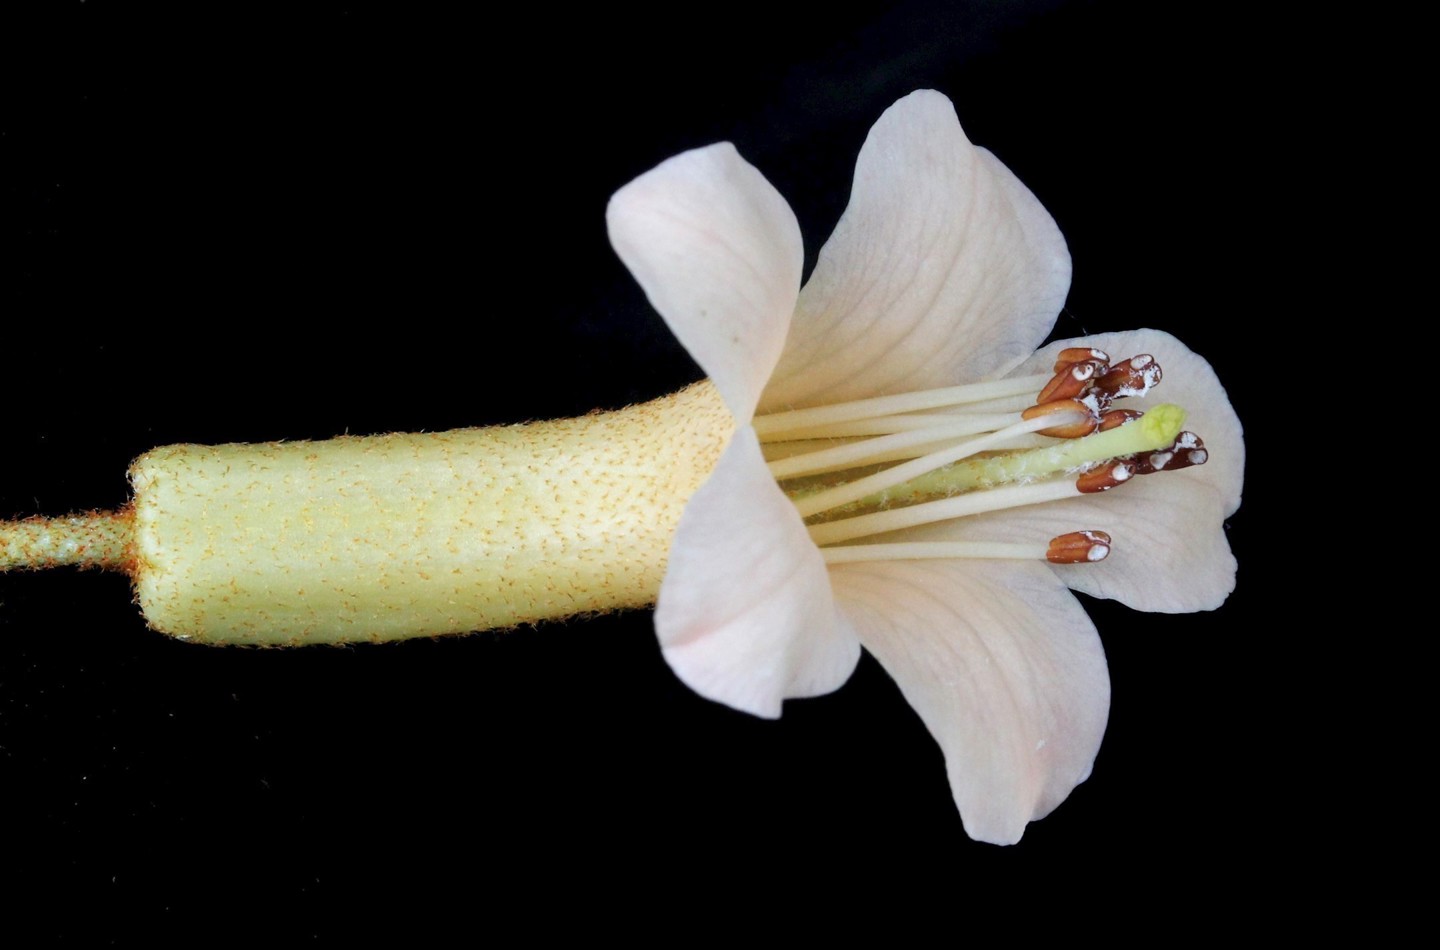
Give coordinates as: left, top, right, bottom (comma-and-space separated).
830, 559, 1109, 845
892, 329, 1242, 612
656, 428, 860, 719
607, 144, 803, 421
761, 90, 1071, 412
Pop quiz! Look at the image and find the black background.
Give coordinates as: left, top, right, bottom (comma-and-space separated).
8, 0, 1303, 936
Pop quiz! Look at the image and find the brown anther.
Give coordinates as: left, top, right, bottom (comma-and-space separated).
1051, 347, 1110, 374
1046, 530, 1112, 564
1076, 459, 1134, 493
1022, 399, 1098, 438
1037, 359, 1105, 403
1156, 432, 1207, 471
1098, 408, 1144, 431
1095, 354, 1162, 400
1131, 432, 1208, 475
1131, 451, 1169, 476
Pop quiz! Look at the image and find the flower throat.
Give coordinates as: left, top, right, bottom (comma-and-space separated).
755, 348, 1210, 564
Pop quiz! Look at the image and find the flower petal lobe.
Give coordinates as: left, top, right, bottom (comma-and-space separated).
608, 144, 803, 421
831, 559, 1109, 844
657, 428, 861, 719
763, 90, 1071, 411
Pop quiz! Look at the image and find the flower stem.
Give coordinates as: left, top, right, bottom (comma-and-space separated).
1, 511, 135, 572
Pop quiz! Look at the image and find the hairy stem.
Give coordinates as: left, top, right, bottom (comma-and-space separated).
1, 511, 135, 572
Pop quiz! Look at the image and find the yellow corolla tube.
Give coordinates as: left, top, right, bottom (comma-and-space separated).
2, 383, 732, 645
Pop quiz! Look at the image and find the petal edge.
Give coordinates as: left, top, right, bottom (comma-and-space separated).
608, 144, 803, 421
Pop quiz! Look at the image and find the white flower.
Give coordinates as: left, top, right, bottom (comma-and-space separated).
606, 90, 1243, 844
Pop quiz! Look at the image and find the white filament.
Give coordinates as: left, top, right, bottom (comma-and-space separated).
821, 541, 1050, 564
768, 413, 1028, 479
808, 480, 1081, 546
752, 374, 1052, 440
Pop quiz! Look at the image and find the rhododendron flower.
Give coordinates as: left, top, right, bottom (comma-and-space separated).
607, 90, 1243, 844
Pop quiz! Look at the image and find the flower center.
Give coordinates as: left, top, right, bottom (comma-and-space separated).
755, 348, 1209, 565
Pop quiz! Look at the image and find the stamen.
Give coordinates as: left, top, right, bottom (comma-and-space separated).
766, 414, 1020, 479
1076, 460, 1133, 493
762, 434, 978, 467
790, 410, 1088, 518
1173, 431, 1210, 468
789, 402, 1184, 524
1045, 530, 1111, 563
752, 375, 1052, 441
904, 403, 1185, 500
1037, 359, 1106, 404
1096, 354, 1162, 400
821, 530, 1114, 564
1099, 408, 1144, 431
773, 355, 1210, 568
822, 541, 1051, 564
1052, 348, 1110, 373
808, 480, 1081, 546
1073, 427, 1207, 491
758, 411, 1017, 441
1021, 398, 1099, 438
1132, 432, 1208, 474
